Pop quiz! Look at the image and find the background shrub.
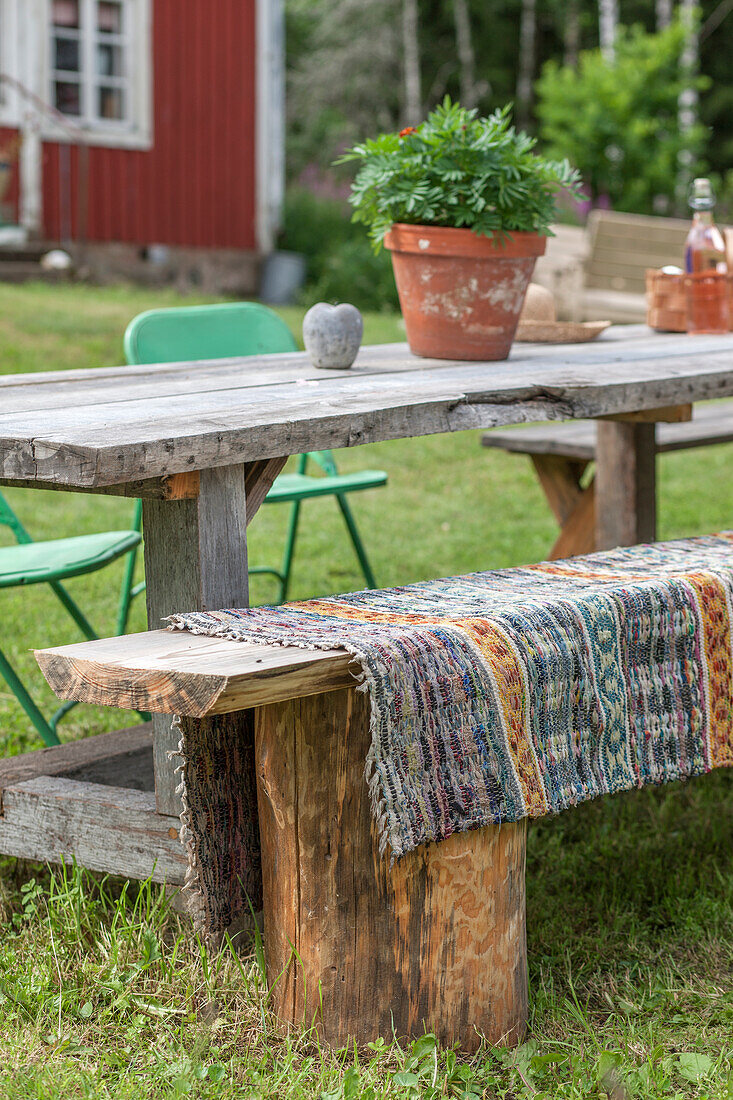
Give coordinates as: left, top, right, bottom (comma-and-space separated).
281, 187, 399, 312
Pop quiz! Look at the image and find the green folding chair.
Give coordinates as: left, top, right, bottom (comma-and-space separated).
124, 301, 386, 603
0, 491, 144, 747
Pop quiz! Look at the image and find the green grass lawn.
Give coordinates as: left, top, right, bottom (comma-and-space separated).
1, 282, 732, 1098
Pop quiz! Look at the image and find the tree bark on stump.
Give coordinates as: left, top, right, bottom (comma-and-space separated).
255, 686, 528, 1051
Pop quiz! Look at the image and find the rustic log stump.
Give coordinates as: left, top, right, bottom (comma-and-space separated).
255, 686, 528, 1051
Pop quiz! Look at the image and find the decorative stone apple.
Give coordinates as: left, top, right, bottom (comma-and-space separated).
303, 303, 363, 369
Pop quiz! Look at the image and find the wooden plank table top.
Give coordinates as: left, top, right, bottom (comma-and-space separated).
2, 325, 733, 489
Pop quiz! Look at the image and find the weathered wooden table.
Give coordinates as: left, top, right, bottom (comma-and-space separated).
2, 324, 733, 891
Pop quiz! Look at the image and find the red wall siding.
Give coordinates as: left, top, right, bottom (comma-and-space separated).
40, 0, 258, 249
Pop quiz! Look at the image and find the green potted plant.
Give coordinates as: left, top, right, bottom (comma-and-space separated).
340, 98, 581, 361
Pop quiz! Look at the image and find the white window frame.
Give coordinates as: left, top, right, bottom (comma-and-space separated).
42, 0, 152, 149
0, 0, 22, 126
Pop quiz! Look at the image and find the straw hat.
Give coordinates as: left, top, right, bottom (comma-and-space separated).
515, 284, 610, 343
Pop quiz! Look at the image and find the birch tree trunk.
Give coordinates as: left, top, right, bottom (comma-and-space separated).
656, 0, 673, 30
598, 0, 619, 61
402, 0, 422, 125
452, 0, 479, 108
515, 0, 537, 127
676, 0, 698, 208
564, 0, 581, 68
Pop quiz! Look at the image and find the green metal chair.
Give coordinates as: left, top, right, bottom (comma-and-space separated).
124, 301, 386, 603
0, 491, 144, 747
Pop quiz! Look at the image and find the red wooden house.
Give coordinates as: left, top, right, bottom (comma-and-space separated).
0, 0, 284, 289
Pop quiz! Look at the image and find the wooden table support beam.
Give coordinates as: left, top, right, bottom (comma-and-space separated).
600, 403, 692, 424
530, 455, 596, 560
140, 459, 288, 911
0, 471, 201, 500
1, 459, 287, 518
595, 420, 657, 550
142, 465, 250, 817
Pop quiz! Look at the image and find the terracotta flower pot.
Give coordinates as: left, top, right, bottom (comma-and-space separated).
384, 223, 547, 361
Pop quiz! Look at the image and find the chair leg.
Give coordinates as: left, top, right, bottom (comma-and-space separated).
336, 495, 377, 590
51, 575, 151, 728
116, 542, 142, 636
0, 646, 60, 747
279, 500, 303, 604
49, 580, 99, 641
114, 499, 146, 635
7, 537, 149, 747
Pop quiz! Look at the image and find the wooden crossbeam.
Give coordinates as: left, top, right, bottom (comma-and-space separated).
2, 459, 286, 528
530, 455, 596, 560
0, 471, 200, 500
600, 403, 692, 424
0, 723, 185, 886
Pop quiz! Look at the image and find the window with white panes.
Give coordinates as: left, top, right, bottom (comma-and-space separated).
0, 0, 20, 126
51, 0, 132, 128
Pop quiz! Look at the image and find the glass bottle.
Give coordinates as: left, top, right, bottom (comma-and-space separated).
684, 178, 729, 335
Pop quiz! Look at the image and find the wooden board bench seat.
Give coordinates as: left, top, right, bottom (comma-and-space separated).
36, 629, 356, 717
483, 400, 733, 461
482, 400, 733, 558
36, 629, 528, 1052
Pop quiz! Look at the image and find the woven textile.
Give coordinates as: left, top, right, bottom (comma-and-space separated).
175, 713, 261, 931
170, 535, 733, 860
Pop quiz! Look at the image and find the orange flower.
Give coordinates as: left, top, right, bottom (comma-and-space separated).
399, 126, 417, 138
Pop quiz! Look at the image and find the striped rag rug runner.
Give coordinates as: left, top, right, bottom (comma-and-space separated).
170, 534, 733, 862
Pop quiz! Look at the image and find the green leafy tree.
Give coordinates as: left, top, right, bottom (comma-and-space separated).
535, 21, 709, 214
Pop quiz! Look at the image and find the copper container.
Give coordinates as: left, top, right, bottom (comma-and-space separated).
646, 269, 686, 332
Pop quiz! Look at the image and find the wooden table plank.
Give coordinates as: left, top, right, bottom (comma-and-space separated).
36, 629, 356, 718
0, 327, 718, 414
1, 331, 732, 485
4, 335, 733, 431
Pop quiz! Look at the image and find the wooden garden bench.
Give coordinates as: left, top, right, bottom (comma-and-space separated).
534, 214, 731, 323
28, 521, 733, 1052
33, 627, 527, 1053
582, 210, 690, 322
482, 401, 733, 559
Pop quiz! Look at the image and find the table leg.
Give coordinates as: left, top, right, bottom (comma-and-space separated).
142, 464, 249, 817
595, 421, 657, 550
142, 460, 289, 920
